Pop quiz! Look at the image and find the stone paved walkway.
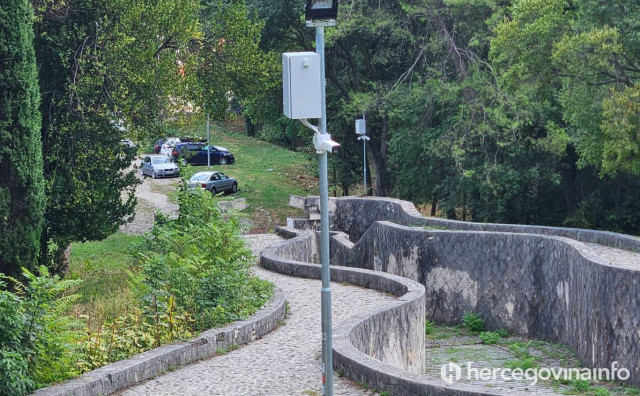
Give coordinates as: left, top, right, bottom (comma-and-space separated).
583, 242, 640, 270
116, 234, 394, 396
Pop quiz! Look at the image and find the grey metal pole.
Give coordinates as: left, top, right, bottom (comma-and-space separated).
363, 139, 367, 196
207, 113, 211, 168
316, 25, 333, 396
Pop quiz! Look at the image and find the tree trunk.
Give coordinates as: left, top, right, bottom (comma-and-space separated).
368, 112, 390, 197
431, 192, 438, 216
562, 146, 579, 215
244, 115, 255, 137
446, 207, 457, 220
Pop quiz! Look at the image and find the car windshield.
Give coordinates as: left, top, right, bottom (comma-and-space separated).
190, 173, 213, 182
151, 157, 171, 164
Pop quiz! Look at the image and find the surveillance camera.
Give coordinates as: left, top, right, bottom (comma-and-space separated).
313, 133, 341, 154
325, 139, 341, 154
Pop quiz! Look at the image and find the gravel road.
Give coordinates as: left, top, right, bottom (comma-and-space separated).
119, 168, 180, 235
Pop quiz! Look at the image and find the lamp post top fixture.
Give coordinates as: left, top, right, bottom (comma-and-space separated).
305, 0, 338, 25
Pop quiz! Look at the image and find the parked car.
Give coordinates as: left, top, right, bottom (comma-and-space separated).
153, 139, 165, 154
187, 171, 238, 195
160, 137, 181, 156
120, 138, 136, 148
140, 155, 180, 178
171, 142, 235, 165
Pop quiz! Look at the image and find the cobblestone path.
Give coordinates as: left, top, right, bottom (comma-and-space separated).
117, 234, 394, 396
583, 242, 640, 270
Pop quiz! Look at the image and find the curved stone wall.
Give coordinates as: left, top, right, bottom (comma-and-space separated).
262, 227, 568, 396
313, 196, 640, 385
260, 228, 426, 375
325, 196, 640, 251
31, 289, 287, 396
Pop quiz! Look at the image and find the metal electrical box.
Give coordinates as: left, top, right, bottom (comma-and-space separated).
283, 52, 321, 119
355, 119, 366, 135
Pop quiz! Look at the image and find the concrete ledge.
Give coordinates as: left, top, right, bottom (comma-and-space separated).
332, 218, 640, 384
30, 288, 287, 396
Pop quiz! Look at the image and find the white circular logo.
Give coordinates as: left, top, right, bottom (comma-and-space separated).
441, 362, 462, 384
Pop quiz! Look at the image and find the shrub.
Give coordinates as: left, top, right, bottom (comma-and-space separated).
496, 328, 509, 338
0, 281, 32, 395
508, 341, 533, 359
79, 304, 193, 371
0, 267, 83, 394
462, 312, 485, 333
425, 319, 435, 335
591, 388, 610, 396
505, 357, 538, 371
134, 188, 273, 331
478, 331, 501, 345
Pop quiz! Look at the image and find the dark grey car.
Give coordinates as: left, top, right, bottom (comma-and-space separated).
187, 171, 238, 195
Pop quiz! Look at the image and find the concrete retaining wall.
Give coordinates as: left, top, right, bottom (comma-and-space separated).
297, 196, 640, 385
263, 227, 567, 396
260, 228, 426, 375
30, 289, 287, 396
297, 195, 640, 251
331, 221, 640, 384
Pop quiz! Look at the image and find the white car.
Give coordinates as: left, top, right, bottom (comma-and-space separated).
141, 155, 179, 179
159, 137, 181, 156
120, 138, 136, 148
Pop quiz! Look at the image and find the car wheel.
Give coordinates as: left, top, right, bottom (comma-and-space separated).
231, 183, 237, 193
152, 170, 157, 179
210, 187, 217, 196
218, 157, 228, 165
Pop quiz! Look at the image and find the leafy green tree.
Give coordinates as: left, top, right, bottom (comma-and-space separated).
492, 0, 640, 176
197, 0, 278, 126
0, 0, 45, 276
327, 0, 531, 214
33, 0, 200, 270
248, 0, 310, 52
490, 0, 640, 233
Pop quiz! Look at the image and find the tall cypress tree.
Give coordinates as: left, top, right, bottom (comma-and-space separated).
0, 0, 45, 276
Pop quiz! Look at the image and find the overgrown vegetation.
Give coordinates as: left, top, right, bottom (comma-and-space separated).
0, 188, 272, 393
425, 322, 640, 395
461, 312, 486, 333
132, 187, 272, 331
0, 268, 83, 395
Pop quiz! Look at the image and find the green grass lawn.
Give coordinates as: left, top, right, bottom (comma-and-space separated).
177, 121, 316, 230
68, 233, 143, 328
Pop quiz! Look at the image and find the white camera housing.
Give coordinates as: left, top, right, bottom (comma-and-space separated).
313, 133, 341, 154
